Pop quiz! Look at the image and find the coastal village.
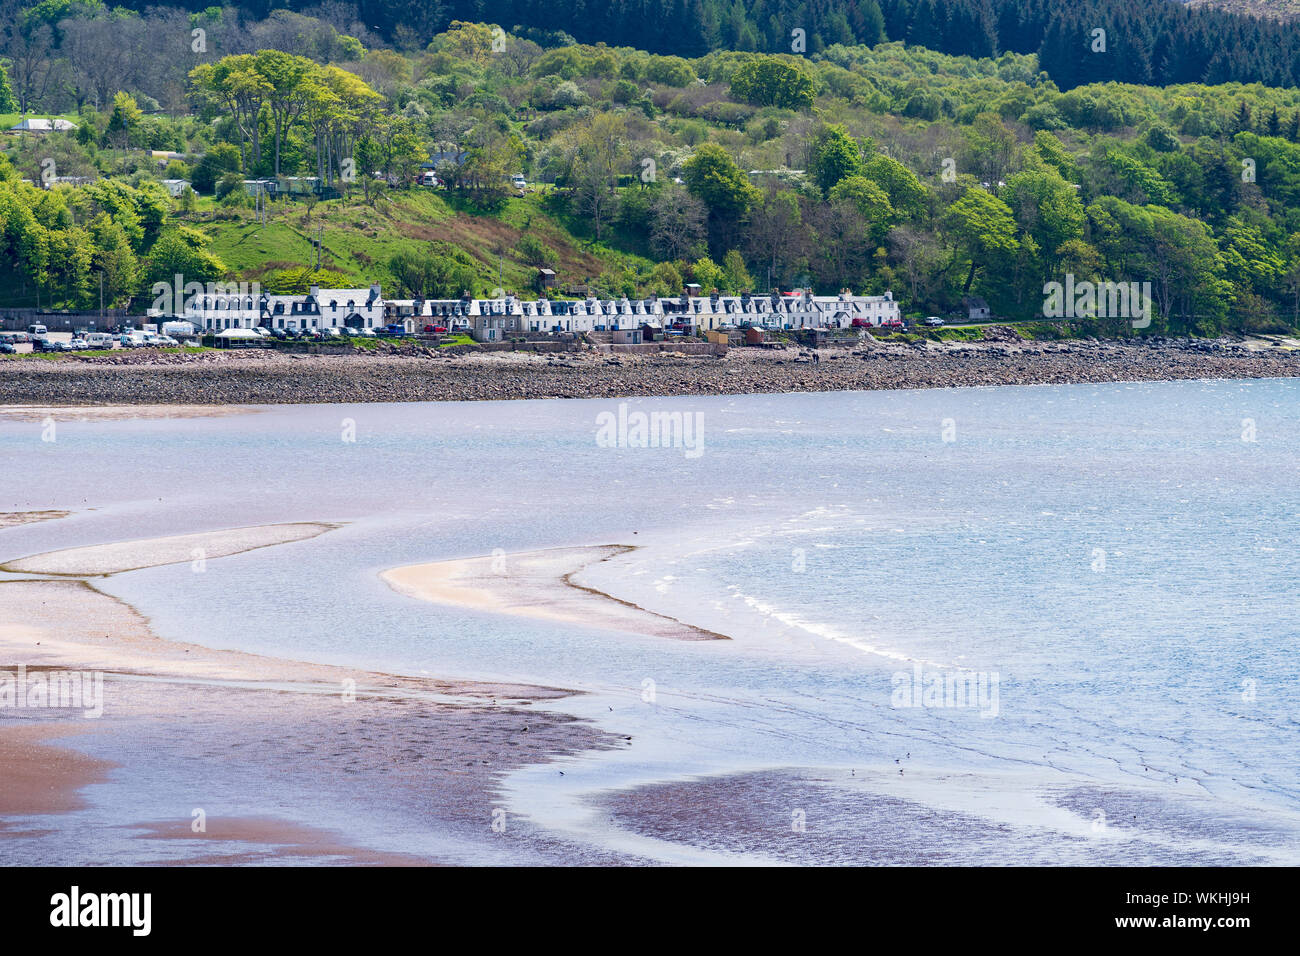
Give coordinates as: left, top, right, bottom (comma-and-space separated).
188, 284, 902, 340
0, 283, 904, 353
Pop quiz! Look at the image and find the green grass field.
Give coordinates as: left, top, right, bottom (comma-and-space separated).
0, 112, 81, 130
191, 188, 652, 296
0, 346, 211, 360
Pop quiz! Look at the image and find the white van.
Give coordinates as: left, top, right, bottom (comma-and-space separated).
162, 320, 196, 338
27, 324, 48, 336
85, 332, 114, 348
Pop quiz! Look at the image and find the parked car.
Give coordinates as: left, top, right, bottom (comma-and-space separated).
116, 334, 136, 348
156, 335, 180, 346
252, 327, 271, 337
384, 323, 407, 336
924, 316, 945, 327
0, 342, 16, 354
27, 324, 48, 337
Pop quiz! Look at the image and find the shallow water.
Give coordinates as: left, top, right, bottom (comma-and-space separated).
4, 378, 1298, 863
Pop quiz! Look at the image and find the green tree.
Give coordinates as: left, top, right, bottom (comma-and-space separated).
682, 142, 760, 218
0, 61, 17, 112
943, 187, 1020, 293
88, 213, 138, 306
861, 154, 928, 220
829, 175, 895, 240
192, 142, 242, 195
387, 243, 480, 297
49, 225, 94, 307
811, 124, 864, 196
1002, 165, 1086, 277
353, 135, 384, 204
1032, 131, 1079, 182
690, 256, 727, 293
728, 57, 816, 110
144, 228, 228, 288
106, 91, 142, 152
189, 55, 270, 170
964, 112, 1020, 190
253, 50, 315, 176
721, 249, 754, 291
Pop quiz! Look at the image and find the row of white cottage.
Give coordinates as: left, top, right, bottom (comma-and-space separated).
184, 284, 901, 338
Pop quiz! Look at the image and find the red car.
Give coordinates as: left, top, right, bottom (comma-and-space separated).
423, 325, 448, 334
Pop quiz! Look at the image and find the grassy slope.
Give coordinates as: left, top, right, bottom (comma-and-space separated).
197, 187, 650, 297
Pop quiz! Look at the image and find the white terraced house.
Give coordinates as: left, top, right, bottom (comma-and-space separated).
650, 290, 900, 331
183, 285, 898, 335
186, 284, 385, 331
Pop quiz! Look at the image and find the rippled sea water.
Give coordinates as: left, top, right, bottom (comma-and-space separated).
4, 378, 1298, 863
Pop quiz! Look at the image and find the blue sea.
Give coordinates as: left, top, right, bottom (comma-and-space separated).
4, 378, 1298, 863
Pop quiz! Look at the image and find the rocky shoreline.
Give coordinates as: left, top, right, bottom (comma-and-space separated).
2, 334, 1299, 405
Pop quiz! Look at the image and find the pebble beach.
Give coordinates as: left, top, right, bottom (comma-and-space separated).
2, 334, 1299, 405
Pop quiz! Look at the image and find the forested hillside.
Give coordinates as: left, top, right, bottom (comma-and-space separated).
84, 0, 1300, 90
4, 4, 1300, 335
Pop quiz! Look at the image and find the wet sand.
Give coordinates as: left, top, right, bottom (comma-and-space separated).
125, 817, 433, 866
597, 768, 1284, 865
0, 511, 69, 531
0, 405, 255, 422
382, 545, 728, 641
0, 524, 627, 865
1, 522, 341, 576
0, 723, 114, 818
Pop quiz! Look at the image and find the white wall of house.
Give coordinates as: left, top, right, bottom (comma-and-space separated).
180, 286, 900, 334
187, 285, 384, 330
